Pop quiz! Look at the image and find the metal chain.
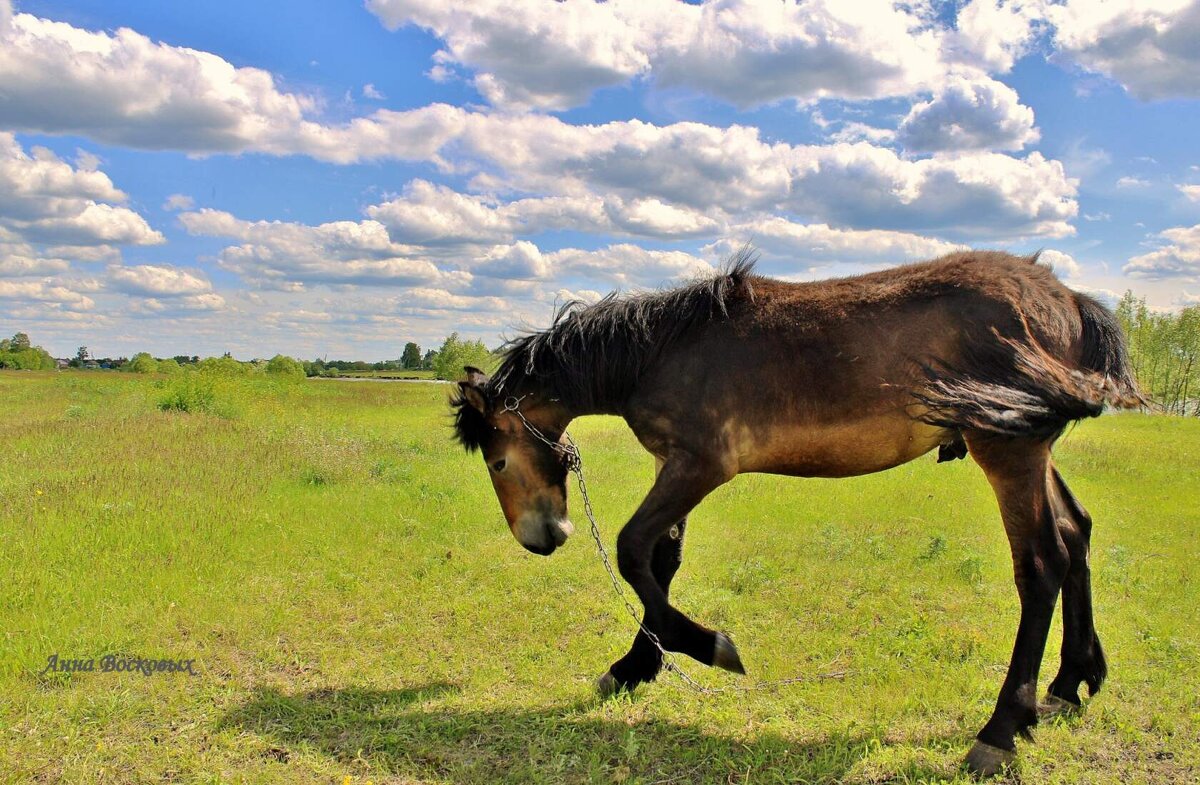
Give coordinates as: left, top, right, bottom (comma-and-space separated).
502, 395, 850, 694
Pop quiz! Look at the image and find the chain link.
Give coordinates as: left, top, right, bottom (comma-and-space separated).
502, 395, 850, 694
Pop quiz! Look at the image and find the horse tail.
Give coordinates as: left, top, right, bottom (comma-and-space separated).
915, 295, 1145, 439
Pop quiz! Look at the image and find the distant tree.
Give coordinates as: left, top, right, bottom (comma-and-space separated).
0, 332, 55, 370
157, 358, 182, 374
431, 332, 493, 380
266, 354, 306, 380
197, 355, 248, 376
71, 346, 89, 368
1117, 292, 1200, 415
401, 342, 422, 370
421, 349, 437, 370
127, 352, 159, 374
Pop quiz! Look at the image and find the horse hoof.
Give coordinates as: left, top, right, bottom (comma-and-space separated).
712, 632, 746, 675
1038, 693, 1080, 718
964, 741, 1015, 777
596, 671, 620, 699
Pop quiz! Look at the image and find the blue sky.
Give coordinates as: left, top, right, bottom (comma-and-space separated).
2, 0, 1198, 361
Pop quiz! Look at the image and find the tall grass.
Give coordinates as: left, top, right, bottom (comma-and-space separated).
0, 371, 1196, 784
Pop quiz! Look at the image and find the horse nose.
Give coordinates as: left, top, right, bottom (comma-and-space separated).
548, 518, 574, 546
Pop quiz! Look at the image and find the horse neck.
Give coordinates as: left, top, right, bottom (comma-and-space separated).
506, 372, 618, 425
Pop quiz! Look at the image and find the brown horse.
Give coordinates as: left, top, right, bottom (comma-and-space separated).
451, 250, 1143, 776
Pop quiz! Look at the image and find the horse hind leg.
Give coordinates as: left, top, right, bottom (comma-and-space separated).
1044, 466, 1107, 712
962, 433, 1071, 777
598, 518, 688, 697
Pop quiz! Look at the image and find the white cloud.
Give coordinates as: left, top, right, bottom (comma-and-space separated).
1048, 0, 1200, 99
1124, 224, 1200, 281
0, 10, 1076, 239
705, 217, 962, 263
179, 208, 456, 289
0, 133, 162, 277
438, 114, 1077, 237
366, 0, 955, 110
362, 83, 385, 100
107, 263, 213, 297
0, 278, 95, 310
163, 194, 195, 211
895, 76, 1040, 152
544, 244, 712, 288
1116, 175, 1151, 188
1036, 248, 1083, 279
0, 13, 467, 163
127, 292, 226, 315
948, 0, 1046, 72
1179, 184, 1200, 202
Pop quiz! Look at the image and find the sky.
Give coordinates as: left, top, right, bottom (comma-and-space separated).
1, 0, 1198, 361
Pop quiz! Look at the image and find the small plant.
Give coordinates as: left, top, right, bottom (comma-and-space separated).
957, 555, 985, 588
918, 534, 947, 562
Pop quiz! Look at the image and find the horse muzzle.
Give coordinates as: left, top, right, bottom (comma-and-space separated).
517, 516, 574, 556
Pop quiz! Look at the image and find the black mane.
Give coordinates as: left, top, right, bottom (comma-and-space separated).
450, 249, 757, 451
494, 249, 756, 408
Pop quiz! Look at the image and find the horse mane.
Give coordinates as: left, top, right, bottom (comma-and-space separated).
484, 248, 757, 418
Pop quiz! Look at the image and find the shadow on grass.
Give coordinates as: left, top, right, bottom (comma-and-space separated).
220, 683, 969, 784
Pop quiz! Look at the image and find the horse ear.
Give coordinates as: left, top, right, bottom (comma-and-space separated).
458, 366, 489, 413
463, 365, 490, 387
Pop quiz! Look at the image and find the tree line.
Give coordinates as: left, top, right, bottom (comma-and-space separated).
14, 303, 1192, 414
0, 332, 498, 381
1116, 293, 1200, 415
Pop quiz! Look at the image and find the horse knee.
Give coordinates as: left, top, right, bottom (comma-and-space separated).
615, 527, 651, 582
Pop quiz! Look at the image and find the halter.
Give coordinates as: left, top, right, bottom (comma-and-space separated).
500, 394, 850, 694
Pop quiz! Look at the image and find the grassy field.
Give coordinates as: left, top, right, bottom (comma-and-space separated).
1, 370, 1197, 784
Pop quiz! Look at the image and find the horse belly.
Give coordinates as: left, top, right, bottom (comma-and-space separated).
735, 415, 948, 478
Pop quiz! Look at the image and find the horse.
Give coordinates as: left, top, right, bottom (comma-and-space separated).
450, 249, 1143, 776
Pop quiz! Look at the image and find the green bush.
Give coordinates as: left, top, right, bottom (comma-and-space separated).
127, 352, 159, 374
197, 355, 251, 376
156, 373, 217, 414
265, 354, 305, 380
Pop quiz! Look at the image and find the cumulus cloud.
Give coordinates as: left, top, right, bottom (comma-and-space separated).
1036, 248, 1083, 279
1179, 184, 1200, 202
179, 208, 454, 289
947, 0, 1046, 73
1124, 224, 1200, 281
366, 0, 958, 110
0, 9, 1077, 239
163, 194, 195, 211
705, 217, 963, 264
0, 13, 467, 163
895, 77, 1040, 152
0, 278, 95, 310
0, 133, 163, 278
107, 263, 213, 297
127, 292, 226, 315
1048, 0, 1200, 99
432, 114, 1077, 237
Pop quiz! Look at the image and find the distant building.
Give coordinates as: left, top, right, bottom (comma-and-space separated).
55, 358, 70, 369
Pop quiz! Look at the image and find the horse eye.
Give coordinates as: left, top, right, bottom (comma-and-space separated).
491, 458, 507, 473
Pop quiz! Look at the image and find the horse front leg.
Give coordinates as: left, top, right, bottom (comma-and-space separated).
598, 455, 742, 696
598, 518, 688, 696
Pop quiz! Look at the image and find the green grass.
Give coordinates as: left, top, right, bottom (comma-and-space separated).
1, 371, 1197, 784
